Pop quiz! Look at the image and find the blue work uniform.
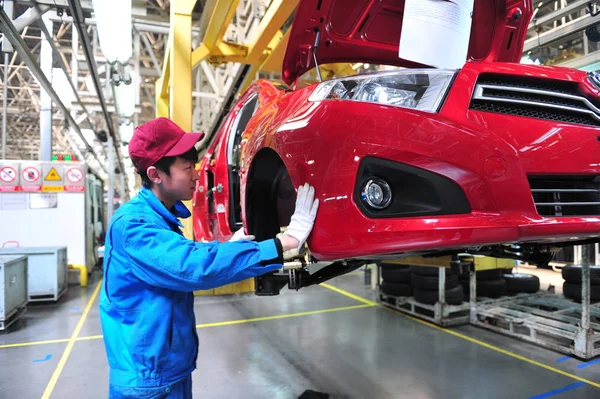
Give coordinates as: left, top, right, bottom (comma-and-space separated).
99, 187, 283, 398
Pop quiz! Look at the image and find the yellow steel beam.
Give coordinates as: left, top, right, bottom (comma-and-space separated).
260, 28, 290, 73
159, 36, 171, 100
170, 0, 194, 130
170, 0, 195, 239
208, 41, 249, 64
155, 79, 169, 118
237, 30, 285, 95
172, 0, 197, 13
297, 63, 356, 83
192, 0, 241, 67
191, 44, 211, 67
245, 0, 298, 64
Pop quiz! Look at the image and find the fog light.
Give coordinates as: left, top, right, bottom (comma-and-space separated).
361, 178, 392, 209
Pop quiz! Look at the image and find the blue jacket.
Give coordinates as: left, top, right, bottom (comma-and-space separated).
99, 187, 282, 388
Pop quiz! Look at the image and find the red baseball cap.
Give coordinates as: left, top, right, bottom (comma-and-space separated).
129, 117, 205, 172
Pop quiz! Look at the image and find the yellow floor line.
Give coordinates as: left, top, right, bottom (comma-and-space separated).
319, 283, 600, 389
41, 279, 102, 399
0, 338, 70, 349
0, 304, 374, 350
76, 335, 103, 341
196, 303, 374, 328
320, 283, 378, 306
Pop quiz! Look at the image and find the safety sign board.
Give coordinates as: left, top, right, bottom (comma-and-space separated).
22, 167, 40, 182
0, 163, 19, 192
20, 164, 42, 192
0, 161, 86, 193
45, 167, 62, 181
42, 163, 64, 192
64, 166, 85, 192
0, 166, 17, 183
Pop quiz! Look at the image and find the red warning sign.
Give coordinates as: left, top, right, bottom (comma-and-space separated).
65, 167, 83, 183
0, 166, 17, 183
22, 167, 40, 182
0, 165, 18, 192
21, 166, 42, 192
64, 166, 85, 192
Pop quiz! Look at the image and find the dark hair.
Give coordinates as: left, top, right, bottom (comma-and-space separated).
137, 147, 199, 188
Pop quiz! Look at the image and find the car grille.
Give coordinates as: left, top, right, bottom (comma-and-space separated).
528, 175, 600, 217
469, 74, 600, 127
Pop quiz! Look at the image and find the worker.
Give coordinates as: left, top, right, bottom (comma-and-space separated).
99, 117, 319, 398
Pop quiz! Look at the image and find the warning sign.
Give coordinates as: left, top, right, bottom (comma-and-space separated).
22, 167, 40, 182
0, 166, 17, 182
64, 166, 85, 192
42, 163, 64, 192
0, 163, 19, 192
45, 167, 62, 181
65, 167, 83, 183
0, 161, 86, 193
20, 164, 42, 192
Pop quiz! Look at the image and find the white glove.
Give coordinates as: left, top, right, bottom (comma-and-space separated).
229, 227, 255, 242
283, 183, 319, 250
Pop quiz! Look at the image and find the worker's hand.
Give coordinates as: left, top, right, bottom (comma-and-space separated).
281, 183, 319, 251
229, 227, 255, 242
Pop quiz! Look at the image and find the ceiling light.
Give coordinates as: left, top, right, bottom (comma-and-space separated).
91, 0, 133, 64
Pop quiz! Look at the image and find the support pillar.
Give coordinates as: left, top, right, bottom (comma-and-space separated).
2, 53, 7, 160
107, 135, 115, 221
170, 0, 195, 240
40, 14, 53, 161
71, 23, 78, 88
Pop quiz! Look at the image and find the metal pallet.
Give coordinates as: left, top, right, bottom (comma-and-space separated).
376, 262, 476, 327
376, 265, 511, 327
376, 248, 600, 359
473, 294, 600, 359
379, 292, 471, 327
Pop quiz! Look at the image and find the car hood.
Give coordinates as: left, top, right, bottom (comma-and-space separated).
282, 0, 532, 85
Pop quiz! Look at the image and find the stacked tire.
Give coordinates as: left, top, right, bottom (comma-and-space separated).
460, 269, 506, 300
561, 265, 600, 302
379, 264, 412, 297
459, 269, 540, 299
503, 273, 540, 295
410, 266, 464, 305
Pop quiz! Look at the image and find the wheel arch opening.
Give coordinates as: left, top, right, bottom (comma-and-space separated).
246, 148, 296, 241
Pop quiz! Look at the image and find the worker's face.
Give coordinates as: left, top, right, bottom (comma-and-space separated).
156, 157, 199, 202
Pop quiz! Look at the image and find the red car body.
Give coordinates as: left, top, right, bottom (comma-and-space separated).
193, 0, 600, 287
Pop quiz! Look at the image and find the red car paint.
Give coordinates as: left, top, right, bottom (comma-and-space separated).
193, 0, 600, 263
282, 0, 532, 84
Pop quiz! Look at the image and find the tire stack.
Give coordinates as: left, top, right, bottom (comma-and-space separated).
410, 266, 464, 305
460, 269, 506, 300
561, 265, 600, 302
379, 264, 413, 297
503, 273, 540, 295
460, 268, 540, 299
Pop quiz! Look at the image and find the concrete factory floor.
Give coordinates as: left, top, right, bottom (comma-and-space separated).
1, 268, 599, 399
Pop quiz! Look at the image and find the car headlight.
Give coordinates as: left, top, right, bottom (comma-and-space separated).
308, 69, 457, 113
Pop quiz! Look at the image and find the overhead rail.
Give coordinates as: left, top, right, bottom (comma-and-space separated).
67, 0, 126, 180
0, 7, 106, 175
35, 18, 109, 163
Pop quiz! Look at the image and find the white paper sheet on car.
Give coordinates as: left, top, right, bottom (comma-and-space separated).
399, 0, 475, 69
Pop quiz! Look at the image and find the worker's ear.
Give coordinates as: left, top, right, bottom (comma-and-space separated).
147, 166, 162, 184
